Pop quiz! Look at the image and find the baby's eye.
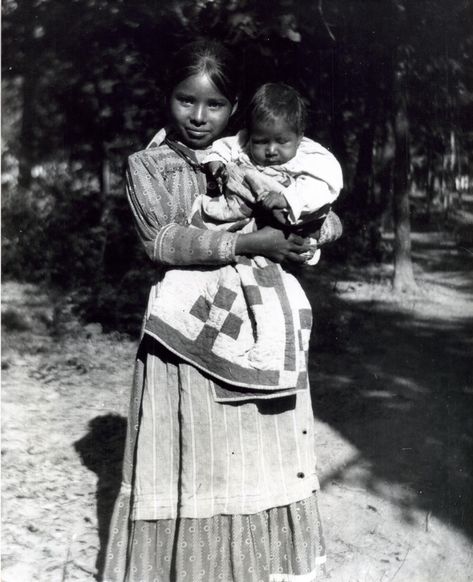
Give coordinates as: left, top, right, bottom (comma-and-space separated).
277, 139, 290, 145
251, 138, 268, 145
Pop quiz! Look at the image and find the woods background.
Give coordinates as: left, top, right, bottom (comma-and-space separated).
2, 0, 472, 329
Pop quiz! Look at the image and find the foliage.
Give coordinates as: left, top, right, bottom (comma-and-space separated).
2, 163, 152, 332
2, 0, 472, 326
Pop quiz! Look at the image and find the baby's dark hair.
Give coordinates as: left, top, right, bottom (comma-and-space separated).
167, 39, 239, 104
248, 83, 307, 135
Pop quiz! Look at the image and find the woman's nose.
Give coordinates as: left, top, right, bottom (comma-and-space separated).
190, 104, 207, 125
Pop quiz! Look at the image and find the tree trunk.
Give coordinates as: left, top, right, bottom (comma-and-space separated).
354, 109, 381, 260
99, 155, 111, 197
392, 60, 417, 293
352, 65, 379, 206
18, 0, 37, 190
95, 143, 111, 267
353, 116, 376, 209
329, 47, 348, 171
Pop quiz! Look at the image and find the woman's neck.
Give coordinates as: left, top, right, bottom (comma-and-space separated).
165, 135, 212, 168
168, 131, 212, 154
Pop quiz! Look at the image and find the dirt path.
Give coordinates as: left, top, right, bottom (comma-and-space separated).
2, 233, 472, 582
303, 233, 473, 581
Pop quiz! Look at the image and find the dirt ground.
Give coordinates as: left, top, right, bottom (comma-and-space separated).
2, 230, 473, 582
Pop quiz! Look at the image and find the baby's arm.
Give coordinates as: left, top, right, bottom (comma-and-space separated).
283, 175, 338, 224
283, 142, 343, 225
240, 169, 291, 224
283, 143, 343, 264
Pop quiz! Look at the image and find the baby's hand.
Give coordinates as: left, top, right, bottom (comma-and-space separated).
260, 192, 289, 225
205, 161, 228, 193
260, 191, 288, 210
269, 208, 288, 225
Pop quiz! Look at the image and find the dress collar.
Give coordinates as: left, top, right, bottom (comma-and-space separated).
146, 127, 211, 169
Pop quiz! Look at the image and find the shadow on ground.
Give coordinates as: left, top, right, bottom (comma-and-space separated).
72, 235, 473, 578
74, 414, 127, 580
301, 242, 473, 543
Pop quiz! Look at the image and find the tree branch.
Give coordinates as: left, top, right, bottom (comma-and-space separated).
318, 0, 336, 41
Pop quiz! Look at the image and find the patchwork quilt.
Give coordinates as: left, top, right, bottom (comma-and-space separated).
144, 255, 312, 402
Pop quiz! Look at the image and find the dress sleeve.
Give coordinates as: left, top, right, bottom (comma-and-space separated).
126, 151, 239, 266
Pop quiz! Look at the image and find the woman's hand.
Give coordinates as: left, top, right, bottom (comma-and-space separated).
235, 225, 311, 263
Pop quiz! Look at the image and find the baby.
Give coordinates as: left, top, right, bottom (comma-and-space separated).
196, 82, 343, 263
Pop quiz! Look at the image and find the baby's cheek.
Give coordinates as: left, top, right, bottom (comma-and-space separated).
251, 146, 264, 164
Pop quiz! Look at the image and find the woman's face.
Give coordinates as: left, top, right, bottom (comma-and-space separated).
170, 73, 235, 149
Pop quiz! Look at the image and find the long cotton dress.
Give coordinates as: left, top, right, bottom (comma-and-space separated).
102, 136, 326, 582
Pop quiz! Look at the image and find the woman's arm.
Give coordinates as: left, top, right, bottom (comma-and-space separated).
236, 227, 311, 264
126, 150, 238, 266
127, 148, 310, 266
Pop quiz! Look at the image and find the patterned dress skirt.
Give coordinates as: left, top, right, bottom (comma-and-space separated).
103, 337, 326, 582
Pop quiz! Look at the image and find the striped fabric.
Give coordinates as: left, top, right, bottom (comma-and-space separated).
103, 339, 324, 582
126, 146, 238, 267
132, 341, 318, 520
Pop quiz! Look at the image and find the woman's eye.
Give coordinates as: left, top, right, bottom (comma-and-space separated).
178, 96, 194, 105
208, 101, 225, 109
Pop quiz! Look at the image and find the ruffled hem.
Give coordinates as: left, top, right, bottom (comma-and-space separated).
103, 491, 325, 582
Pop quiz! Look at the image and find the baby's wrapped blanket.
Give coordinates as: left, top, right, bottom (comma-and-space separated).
190, 162, 343, 244
144, 254, 312, 402
195, 162, 288, 227
141, 153, 346, 401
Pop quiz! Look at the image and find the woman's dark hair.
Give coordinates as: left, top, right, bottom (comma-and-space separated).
248, 83, 307, 135
167, 39, 240, 104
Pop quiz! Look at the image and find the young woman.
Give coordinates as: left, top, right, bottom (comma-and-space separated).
103, 40, 326, 582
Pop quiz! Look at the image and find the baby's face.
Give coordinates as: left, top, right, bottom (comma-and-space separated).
249, 117, 302, 166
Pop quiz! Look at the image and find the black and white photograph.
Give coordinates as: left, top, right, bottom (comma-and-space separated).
2, 1, 472, 581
